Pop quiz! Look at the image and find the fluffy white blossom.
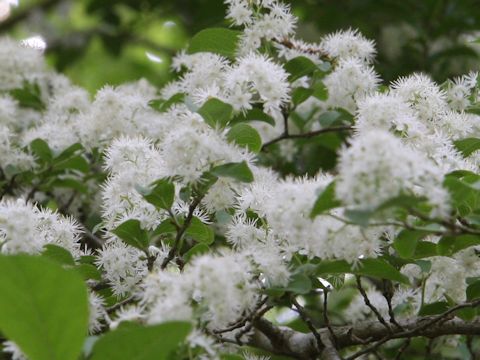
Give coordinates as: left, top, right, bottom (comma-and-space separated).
320, 29, 376, 63
0, 199, 84, 256
336, 130, 449, 214
324, 57, 379, 112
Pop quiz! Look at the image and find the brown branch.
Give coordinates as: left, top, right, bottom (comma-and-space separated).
247, 299, 480, 359
160, 196, 202, 269
292, 297, 324, 352
356, 276, 391, 333
261, 126, 353, 150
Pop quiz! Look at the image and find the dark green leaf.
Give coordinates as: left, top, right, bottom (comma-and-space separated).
419, 301, 449, 316
226, 123, 262, 153
0, 255, 88, 360
316, 259, 409, 284
188, 28, 241, 58
148, 93, 185, 113
10, 82, 45, 111
284, 273, 312, 294
292, 87, 314, 106
437, 234, 480, 256
184, 243, 210, 263
30, 139, 52, 163
467, 280, 480, 300
310, 182, 341, 218
211, 162, 254, 183
198, 98, 234, 128
312, 82, 328, 101
284, 56, 317, 82
139, 179, 175, 210
454, 138, 480, 157
393, 230, 428, 258
112, 219, 149, 251
91, 321, 191, 360
231, 107, 275, 126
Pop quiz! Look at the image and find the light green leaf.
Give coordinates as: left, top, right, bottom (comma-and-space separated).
186, 217, 215, 244
226, 123, 262, 153
211, 161, 254, 183
198, 98, 234, 128
112, 219, 149, 251
91, 321, 191, 360
0, 255, 88, 360
42, 244, 75, 266
189, 28, 241, 58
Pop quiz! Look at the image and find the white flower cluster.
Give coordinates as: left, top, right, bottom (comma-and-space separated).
0, 199, 84, 257
112, 251, 259, 334
167, 51, 290, 115
225, 0, 296, 54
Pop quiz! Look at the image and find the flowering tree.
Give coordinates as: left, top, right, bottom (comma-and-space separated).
0, 0, 480, 359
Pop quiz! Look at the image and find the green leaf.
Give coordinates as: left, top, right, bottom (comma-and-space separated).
437, 234, 480, 256
55, 143, 84, 162
316, 259, 409, 284
185, 217, 215, 244
91, 321, 191, 360
30, 139, 52, 163
393, 230, 428, 258
467, 280, 480, 300
153, 219, 178, 236
444, 175, 480, 215
148, 93, 185, 113
211, 162, 254, 183
284, 273, 312, 294
51, 178, 88, 193
10, 82, 45, 110
231, 107, 275, 126
184, 243, 210, 263
344, 209, 373, 227
42, 244, 75, 265
312, 81, 328, 101
139, 179, 175, 210
0, 255, 88, 360
454, 138, 480, 157
226, 123, 262, 153
413, 241, 438, 259
112, 219, 149, 251
310, 182, 341, 218
419, 301, 449, 316
284, 56, 318, 82
198, 98, 234, 128
188, 28, 241, 58
292, 87, 314, 106
53, 155, 90, 173
75, 264, 102, 281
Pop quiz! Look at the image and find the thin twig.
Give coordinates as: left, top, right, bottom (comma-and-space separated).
356, 276, 391, 332
323, 289, 339, 347
261, 125, 353, 150
292, 297, 323, 351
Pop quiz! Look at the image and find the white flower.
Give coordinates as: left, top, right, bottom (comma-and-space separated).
0, 199, 84, 256
324, 57, 379, 112
320, 29, 376, 63
336, 129, 449, 214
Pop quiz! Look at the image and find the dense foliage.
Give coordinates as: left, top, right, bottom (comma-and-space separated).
0, 0, 480, 359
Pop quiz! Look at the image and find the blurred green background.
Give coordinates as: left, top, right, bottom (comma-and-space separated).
3, 0, 480, 92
